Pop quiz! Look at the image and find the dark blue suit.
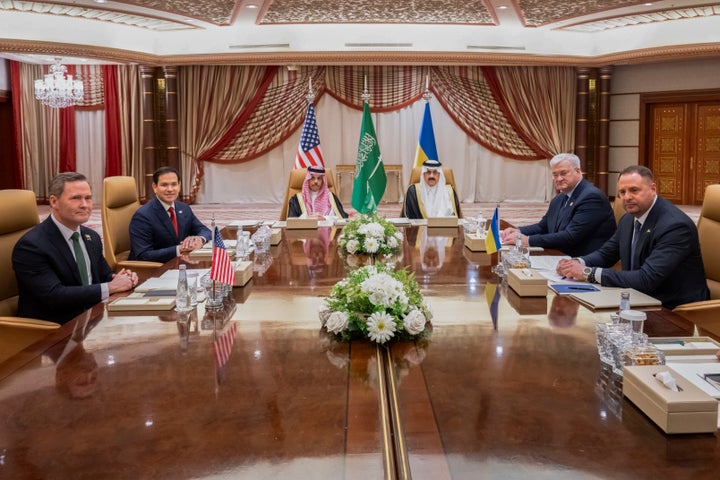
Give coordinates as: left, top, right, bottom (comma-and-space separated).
12, 217, 114, 324
520, 178, 616, 257
582, 196, 709, 309
128, 198, 211, 264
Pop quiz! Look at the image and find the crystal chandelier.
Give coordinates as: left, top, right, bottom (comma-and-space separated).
34, 58, 84, 108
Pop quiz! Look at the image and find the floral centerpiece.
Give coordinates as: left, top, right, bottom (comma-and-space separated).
337, 213, 403, 257
319, 262, 432, 344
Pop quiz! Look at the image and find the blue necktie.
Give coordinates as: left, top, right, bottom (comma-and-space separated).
630, 220, 642, 270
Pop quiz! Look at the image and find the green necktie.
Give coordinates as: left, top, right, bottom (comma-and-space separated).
71, 232, 89, 285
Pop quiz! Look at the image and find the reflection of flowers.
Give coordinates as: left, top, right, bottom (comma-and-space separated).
319, 263, 432, 344
338, 213, 403, 256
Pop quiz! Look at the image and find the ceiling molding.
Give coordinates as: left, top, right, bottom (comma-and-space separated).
2, 38, 720, 68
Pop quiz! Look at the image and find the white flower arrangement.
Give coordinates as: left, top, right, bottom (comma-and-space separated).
319, 263, 432, 344
337, 213, 403, 257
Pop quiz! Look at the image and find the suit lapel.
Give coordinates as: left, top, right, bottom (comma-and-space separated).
153, 198, 178, 239
43, 218, 84, 285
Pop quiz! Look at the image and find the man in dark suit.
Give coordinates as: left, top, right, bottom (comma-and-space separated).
129, 167, 211, 263
501, 153, 616, 257
557, 165, 709, 309
12, 172, 138, 324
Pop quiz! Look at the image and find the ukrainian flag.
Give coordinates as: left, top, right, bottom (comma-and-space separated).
485, 207, 501, 254
414, 102, 439, 168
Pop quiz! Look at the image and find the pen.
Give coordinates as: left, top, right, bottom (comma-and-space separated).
567, 286, 597, 291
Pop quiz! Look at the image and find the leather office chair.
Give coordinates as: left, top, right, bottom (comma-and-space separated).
279, 168, 338, 221
673, 184, 720, 340
0, 318, 60, 364
101, 176, 163, 270
0, 189, 61, 362
407, 166, 458, 192
612, 196, 626, 224
406, 166, 462, 217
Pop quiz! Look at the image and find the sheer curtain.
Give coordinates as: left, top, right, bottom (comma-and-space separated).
197, 94, 550, 204
75, 110, 105, 196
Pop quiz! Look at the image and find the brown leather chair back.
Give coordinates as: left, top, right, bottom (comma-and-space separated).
0, 190, 40, 317
408, 167, 458, 192
612, 196, 626, 224
279, 168, 337, 220
102, 176, 145, 269
698, 184, 720, 299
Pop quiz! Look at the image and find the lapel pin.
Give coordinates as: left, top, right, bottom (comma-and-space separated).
84, 234, 92, 241
569, 202, 574, 207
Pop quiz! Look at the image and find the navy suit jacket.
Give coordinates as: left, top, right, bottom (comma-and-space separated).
12, 217, 114, 324
128, 198, 211, 264
581, 196, 709, 309
520, 178, 616, 257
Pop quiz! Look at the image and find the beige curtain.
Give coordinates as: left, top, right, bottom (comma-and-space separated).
117, 65, 145, 197
485, 66, 576, 157
18, 63, 59, 199
178, 65, 274, 199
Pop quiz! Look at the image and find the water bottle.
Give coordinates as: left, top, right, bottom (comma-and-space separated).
619, 291, 631, 312
236, 230, 249, 260
176, 264, 191, 311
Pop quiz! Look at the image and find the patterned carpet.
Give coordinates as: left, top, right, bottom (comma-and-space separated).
39, 201, 701, 236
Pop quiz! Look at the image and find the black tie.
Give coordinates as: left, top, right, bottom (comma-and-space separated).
630, 220, 642, 270
561, 195, 569, 208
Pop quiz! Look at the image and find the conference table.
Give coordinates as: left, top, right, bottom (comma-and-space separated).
1, 223, 718, 479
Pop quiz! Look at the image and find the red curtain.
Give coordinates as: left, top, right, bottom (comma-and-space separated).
9, 61, 24, 188
103, 65, 122, 176
58, 65, 76, 172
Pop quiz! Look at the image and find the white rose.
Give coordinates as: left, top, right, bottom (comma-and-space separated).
325, 311, 349, 334
346, 239, 360, 254
319, 304, 332, 326
403, 309, 426, 335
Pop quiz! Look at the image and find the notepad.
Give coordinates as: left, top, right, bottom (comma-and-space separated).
107, 297, 176, 311
569, 287, 661, 310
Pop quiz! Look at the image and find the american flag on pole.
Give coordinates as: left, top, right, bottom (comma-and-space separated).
295, 103, 325, 169
213, 321, 238, 385
210, 226, 234, 285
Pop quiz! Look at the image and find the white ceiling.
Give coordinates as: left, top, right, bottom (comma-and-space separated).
0, 0, 719, 65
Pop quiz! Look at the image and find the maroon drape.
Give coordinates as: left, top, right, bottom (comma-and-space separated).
103, 65, 122, 176
9, 61, 24, 188
59, 65, 76, 172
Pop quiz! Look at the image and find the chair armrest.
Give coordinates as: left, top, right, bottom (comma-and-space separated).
672, 300, 720, 341
116, 260, 164, 270
0, 317, 61, 329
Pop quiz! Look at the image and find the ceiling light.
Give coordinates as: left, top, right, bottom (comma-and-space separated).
497, 5, 508, 9
246, 3, 258, 8
94, 0, 107, 3
34, 58, 84, 108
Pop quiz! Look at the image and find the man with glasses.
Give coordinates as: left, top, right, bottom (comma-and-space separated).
501, 153, 616, 257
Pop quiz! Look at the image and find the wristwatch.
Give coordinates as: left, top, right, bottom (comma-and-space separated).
583, 266, 596, 284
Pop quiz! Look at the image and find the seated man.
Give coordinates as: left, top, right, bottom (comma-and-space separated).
501, 153, 616, 257
129, 166, 212, 264
556, 165, 709, 309
12, 172, 138, 324
288, 166, 348, 219
401, 160, 461, 219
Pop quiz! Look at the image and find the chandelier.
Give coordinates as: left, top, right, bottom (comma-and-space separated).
34, 58, 84, 108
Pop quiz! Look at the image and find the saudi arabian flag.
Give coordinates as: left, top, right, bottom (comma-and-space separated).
352, 103, 386, 213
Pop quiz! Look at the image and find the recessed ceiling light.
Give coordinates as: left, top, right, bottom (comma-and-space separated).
644, 2, 653, 6
246, 3, 258, 8
94, 0, 107, 4
497, 5, 508, 9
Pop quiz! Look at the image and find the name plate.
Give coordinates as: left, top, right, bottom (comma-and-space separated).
427, 217, 458, 228
286, 218, 319, 230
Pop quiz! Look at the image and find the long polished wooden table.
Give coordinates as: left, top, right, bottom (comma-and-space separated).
1, 224, 717, 479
